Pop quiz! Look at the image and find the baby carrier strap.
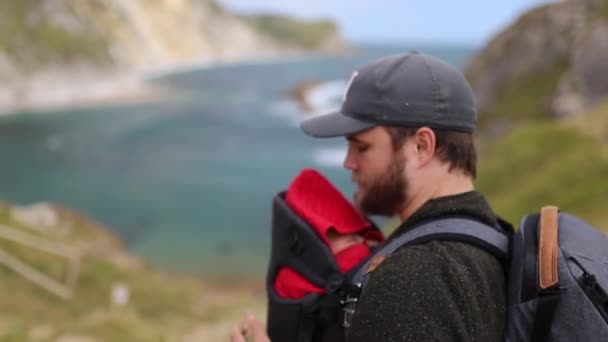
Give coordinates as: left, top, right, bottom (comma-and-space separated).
352, 217, 510, 285
341, 217, 510, 328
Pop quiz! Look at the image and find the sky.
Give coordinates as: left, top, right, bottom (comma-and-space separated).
218, 0, 554, 46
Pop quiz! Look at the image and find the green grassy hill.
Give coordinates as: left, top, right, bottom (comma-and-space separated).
242, 14, 340, 49
0, 0, 345, 83
476, 103, 608, 232
0, 203, 264, 341
0, 0, 112, 77
464, 0, 608, 232
465, 0, 608, 135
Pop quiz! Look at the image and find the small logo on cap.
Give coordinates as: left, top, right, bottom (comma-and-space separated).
343, 71, 359, 102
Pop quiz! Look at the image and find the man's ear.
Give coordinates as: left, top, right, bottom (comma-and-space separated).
414, 127, 436, 166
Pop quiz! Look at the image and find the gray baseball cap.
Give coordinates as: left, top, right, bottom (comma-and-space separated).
300, 52, 477, 137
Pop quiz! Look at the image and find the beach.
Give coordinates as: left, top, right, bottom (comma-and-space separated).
0, 49, 348, 117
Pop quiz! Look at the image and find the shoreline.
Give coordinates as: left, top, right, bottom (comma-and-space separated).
143, 50, 350, 80
0, 69, 168, 117
288, 78, 347, 117
0, 51, 350, 118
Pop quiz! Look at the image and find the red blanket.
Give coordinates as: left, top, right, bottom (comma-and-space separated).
274, 169, 383, 299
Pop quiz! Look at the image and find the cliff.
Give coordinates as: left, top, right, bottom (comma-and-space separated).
465, 0, 608, 229
465, 0, 608, 130
0, 0, 346, 113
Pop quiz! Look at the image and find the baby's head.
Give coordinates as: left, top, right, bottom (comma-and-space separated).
327, 228, 380, 253
326, 229, 364, 254
326, 228, 381, 273
284, 168, 383, 273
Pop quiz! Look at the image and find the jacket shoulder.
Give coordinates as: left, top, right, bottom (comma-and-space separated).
347, 240, 505, 342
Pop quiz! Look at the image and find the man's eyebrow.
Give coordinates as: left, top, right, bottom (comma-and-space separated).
346, 135, 367, 144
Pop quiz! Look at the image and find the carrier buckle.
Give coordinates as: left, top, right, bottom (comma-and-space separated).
341, 283, 361, 328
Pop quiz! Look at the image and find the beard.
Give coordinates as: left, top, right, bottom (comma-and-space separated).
355, 153, 408, 217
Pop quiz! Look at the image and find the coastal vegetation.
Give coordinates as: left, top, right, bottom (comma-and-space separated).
243, 15, 342, 50
464, 0, 608, 231
476, 117, 608, 232
0, 0, 346, 113
0, 0, 111, 75
0, 202, 265, 340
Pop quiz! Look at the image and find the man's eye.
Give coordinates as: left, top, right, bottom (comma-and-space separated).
356, 145, 369, 153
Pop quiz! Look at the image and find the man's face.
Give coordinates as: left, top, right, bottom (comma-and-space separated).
344, 127, 408, 216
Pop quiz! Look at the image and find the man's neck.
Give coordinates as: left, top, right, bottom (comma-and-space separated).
398, 173, 474, 221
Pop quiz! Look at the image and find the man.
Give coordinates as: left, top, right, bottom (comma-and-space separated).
231, 52, 508, 341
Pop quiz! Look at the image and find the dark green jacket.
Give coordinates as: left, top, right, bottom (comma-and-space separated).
346, 191, 507, 342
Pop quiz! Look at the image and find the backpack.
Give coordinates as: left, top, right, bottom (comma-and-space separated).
266, 192, 608, 341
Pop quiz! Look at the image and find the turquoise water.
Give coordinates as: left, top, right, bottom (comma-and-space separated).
0, 44, 475, 277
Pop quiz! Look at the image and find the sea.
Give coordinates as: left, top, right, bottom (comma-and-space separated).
0, 43, 476, 278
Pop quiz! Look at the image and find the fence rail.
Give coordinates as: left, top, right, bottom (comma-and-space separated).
0, 223, 80, 300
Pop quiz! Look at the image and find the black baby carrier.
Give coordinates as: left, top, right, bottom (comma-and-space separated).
266, 174, 608, 341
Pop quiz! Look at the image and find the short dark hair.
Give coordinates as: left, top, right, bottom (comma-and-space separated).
385, 126, 477, 178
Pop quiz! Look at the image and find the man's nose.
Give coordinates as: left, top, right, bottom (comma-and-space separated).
343, 152, 357, 171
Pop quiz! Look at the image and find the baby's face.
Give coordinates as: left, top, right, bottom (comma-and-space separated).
326, 230, 364, 254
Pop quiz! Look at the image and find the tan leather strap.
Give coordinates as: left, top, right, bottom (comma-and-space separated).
539, 206, 560, 289
364, 254, 386, 274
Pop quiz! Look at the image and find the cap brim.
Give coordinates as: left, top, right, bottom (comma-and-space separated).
300, 111, 376, 138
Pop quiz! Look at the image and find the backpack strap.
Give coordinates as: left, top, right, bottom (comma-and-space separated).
351, 217, 510, 289
538, 206, 560, 290
341, 217, 510, 328
532, 206, 562, 342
